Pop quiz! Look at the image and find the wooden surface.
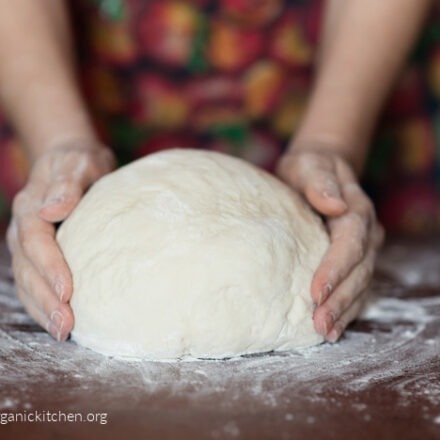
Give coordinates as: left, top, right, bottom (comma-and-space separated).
0, 238, 439, 439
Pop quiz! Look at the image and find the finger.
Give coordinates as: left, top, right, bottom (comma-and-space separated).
325, 290, 368, 343
313, 244, 376, 336
324, 224, 386, 340
39, 178, 84, 222
39, 146, 115, 222
277, 152, 348, 215
311, 183, 375, 305
15, 286, 52, 332
311, 214, 368, 305
10, 219, 74, 340
15, 286, 70, 341
11, 196, 73, 303
13, 261, 74, 341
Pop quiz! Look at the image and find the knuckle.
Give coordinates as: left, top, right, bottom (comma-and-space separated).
11, 190, 28, 214
54, 148, 88, 174
17, 222, 38, 257
344, 212, 368, 238
60, 145, 113, 183
297, 150, 325, 170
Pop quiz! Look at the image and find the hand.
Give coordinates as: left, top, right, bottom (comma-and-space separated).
6, 141, 116, 341
276, 148, 384, 342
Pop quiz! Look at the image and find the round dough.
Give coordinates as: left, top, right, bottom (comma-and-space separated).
57, 149, 329, 360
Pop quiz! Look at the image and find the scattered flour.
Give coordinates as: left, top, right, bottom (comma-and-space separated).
0, 240, 439, 436
1, 291, 438, 414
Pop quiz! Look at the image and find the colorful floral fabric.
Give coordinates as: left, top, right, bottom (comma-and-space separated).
0, 0, 439, 235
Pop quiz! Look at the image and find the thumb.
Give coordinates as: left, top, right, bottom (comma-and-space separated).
39, 146, 114, 222
277, 151, 348, 216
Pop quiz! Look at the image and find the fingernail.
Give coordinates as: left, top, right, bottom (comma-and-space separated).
41, 196, 64, 209
322, 190, 337, 200
318, 283, 332, 306
322, 191, 347, 209
46, 321, 58, 340
48, 310, 64, 341
327, 328, 340, 343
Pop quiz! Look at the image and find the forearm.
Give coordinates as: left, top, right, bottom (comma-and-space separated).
0, 0, 97, 163
292, 0, 432, 173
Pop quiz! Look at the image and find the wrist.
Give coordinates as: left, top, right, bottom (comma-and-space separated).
28, 131, 104, 164
287, 132, 367, 176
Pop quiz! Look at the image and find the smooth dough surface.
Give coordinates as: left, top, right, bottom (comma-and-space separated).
57, 149, 329, 360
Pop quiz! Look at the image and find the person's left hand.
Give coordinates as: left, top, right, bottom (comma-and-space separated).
276, 148, 385, 342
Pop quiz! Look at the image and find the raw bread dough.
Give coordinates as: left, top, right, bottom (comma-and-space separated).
57, 149, 329, 360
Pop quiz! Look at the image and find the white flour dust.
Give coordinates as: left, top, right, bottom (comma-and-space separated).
0, 240, 439, 432
1, 290, 439, 409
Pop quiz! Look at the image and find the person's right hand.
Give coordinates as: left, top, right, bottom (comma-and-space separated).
6, 142, 116, 341
276, 147, 384, 342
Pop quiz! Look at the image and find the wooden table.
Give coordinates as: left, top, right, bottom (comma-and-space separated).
0, 238, 439, 439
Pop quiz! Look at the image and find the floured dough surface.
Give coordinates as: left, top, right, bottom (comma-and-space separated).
57, 149, 329, 360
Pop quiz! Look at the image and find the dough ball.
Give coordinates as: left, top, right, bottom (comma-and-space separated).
57, 149, 329, 360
